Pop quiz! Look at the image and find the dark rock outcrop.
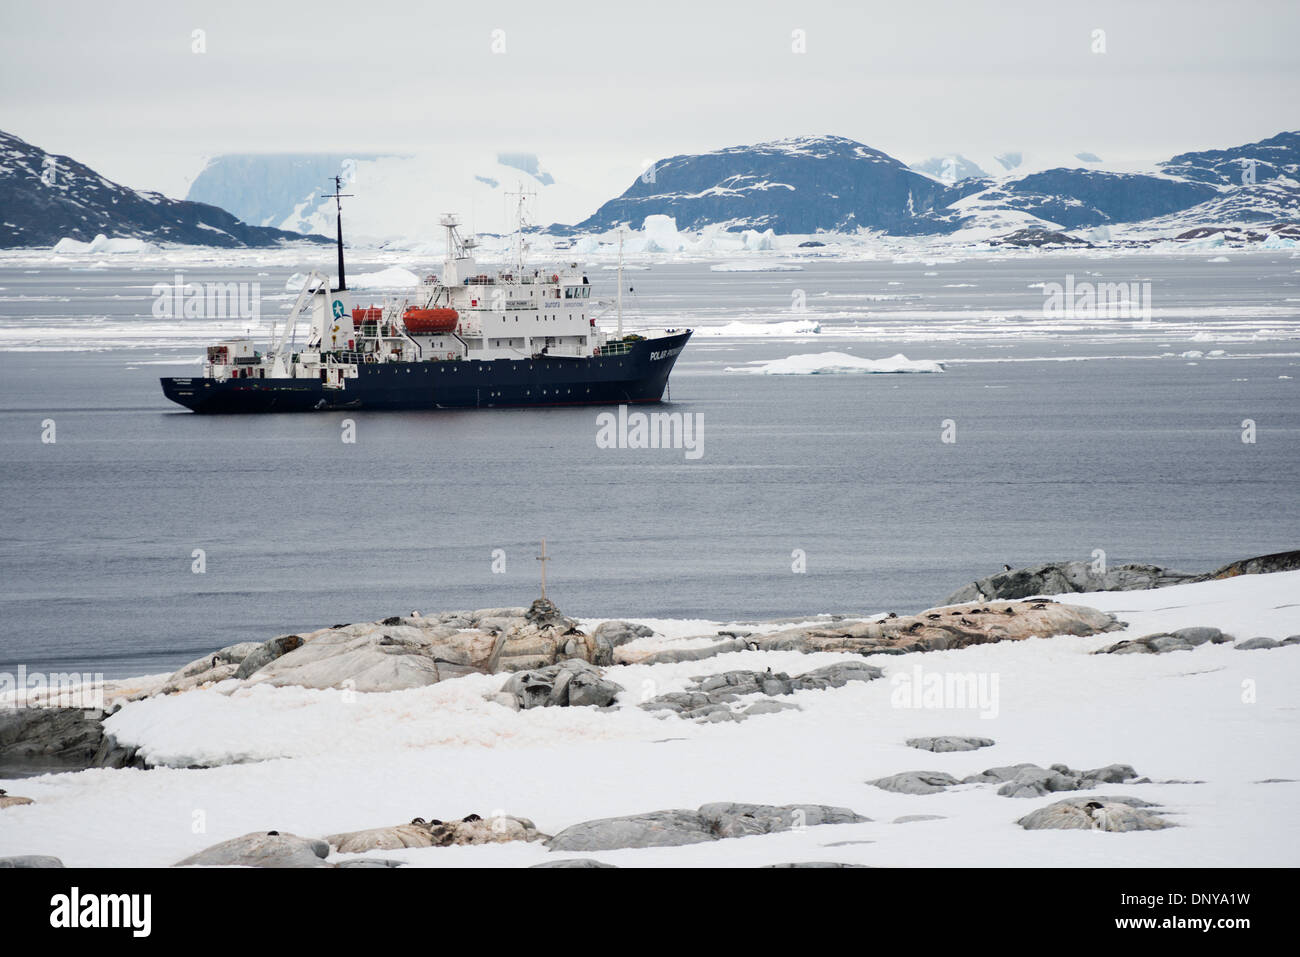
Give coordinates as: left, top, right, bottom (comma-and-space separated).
945, 562, 1195, 605
948, 550, 1300, 605
0, 129, 329, 249
495, 659, 624, 710
0, 707, 144, 773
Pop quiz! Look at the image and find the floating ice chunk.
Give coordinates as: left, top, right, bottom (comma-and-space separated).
52, 234, 158, 254
698, 319, 821, 336
349, 266, 421, 289
725, 351, 944, 375
285, 266, 420, 291
709, 262, 804, 272
639, 214, 684, 253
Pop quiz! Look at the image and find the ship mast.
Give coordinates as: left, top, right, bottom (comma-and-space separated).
322, 175, 353, 292
617, 229, 624, 339
505, 185, 536, 274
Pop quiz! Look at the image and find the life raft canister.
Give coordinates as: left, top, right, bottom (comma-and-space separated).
403, 307, 459, 334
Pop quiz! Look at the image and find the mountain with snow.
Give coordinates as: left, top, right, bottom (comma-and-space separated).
185, 150, 605, 244
568, 135, 989, 236
570, 131, 1299, 242
0, 130, 326, 250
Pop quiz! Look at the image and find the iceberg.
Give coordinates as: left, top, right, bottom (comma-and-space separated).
709, 262, 804, 272
52, 234, 159, 254
697, 319, 822, 336
725, 351, 944, 374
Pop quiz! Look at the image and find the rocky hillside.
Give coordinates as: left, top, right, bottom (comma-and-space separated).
568, 135, 986, 236
0, 130, 329, 249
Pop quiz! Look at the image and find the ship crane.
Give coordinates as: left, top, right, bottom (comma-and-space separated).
268, 269, 331, 370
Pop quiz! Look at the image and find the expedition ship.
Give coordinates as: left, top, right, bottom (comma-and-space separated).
160, 184, 690, 413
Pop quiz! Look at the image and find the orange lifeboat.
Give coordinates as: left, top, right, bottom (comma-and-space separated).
352, 307, 382, 323
403, 307, 459, 334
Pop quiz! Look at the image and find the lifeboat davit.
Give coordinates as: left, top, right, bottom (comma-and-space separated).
403, 307, 459, 334
352, 307, 383, 323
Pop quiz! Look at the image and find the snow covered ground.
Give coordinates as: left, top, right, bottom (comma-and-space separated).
2, 572, 1297, 867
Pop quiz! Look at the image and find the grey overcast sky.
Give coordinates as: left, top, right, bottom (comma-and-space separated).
1, 0, 1297, 197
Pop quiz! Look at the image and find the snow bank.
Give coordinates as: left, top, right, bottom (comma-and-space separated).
725, 351, 945, 375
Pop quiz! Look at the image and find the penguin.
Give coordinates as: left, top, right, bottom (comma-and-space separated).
267, 830, 280, 836
959, 617, 975, 626
1003, 564, 1012, 572
926, 613, 941, 620
887, 612, 898, 619
1083, 801, 1110, 831
211, 655, 219, 669
428, 819, 444, 826
0, 789, 6, 796
462, 813, 482, 823
410, 610, 422, 619
410, 817, 427, 827
1003, 607, 1016, 616
950, 610, 962, 616
903, 621, 922, 634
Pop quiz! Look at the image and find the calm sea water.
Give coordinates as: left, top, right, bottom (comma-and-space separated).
1, 252, 1298, 677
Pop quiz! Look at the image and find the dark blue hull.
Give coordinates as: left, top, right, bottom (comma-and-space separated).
161, 332, 691, 413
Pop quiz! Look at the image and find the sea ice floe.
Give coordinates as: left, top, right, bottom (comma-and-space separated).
724, 351, 943, 375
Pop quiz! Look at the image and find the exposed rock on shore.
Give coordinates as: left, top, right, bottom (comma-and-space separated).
174, 831, 334, 868
546, 802, 869, 852
0, 789, 34, 809
0, 855, 64, 867
1096, 627, 1233, 655
494, 659, 624, 710
156, 600, 593, 695
639, 661, 882, 722
869, 762, 1140, 798
945, 562, 1196, 604
327, 814, 546, 852
946, 549, 1300, 604
906, 736, 995, 752
531, 858, 618, 868
1016, 796, 1175, 832
0, 707, 144, 773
